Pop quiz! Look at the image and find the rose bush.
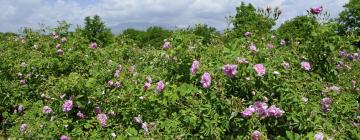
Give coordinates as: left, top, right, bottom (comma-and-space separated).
0, 3, 359, 140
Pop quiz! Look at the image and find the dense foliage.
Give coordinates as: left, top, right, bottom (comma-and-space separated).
338, 0, 360, 36
338, 0, 360, 47
82, 15, 113, 47
0, 2, 359, 140
277, 16, 320, 41
231, 2, 279, 38
185, 24, 220, 45
121, 26, 171, 48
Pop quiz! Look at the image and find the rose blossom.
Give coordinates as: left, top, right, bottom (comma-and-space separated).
251, 130, 261, 140
163, 41, 170, 49
254, 101, 268, 118
97, 113, 108, 128
61, 37, 67, 43
249, 42, 257, 51
76, 111, 85, 119
19, 79, 26, 85
43, 106, 53, 114
253, 64, 266, 77
52, 32, 58, 39
133, 115, 143, 124
144, 82, 151, 91
21, 62, 27, 68
60, 135, 71, 140
200, 72, 211, 89
314, 132, 324, 140
280, 39, 286, 45
57, 49, 64, 55
223, 64, 237, 77
20, 123, 27, 132
113, 81, 121, 88
268, 43, 274, 49
245, 32, 251, 37
190, 60, 200, 75
267, 105, 284, 118
56, 44, 61, 49
241, 106, 255, 118
18, 104, 24, 113
321, 97, 331, 113
62, 100, 73, 112
107, 80, 114, 87
283, 61, 290, 69
156, 81, 165, 92
339, 51, 346, 57
89, 42, 97, 49
94, 106, 102, 114
310, 6, 322, 14
301, 61, 311, 71
21, 38, 26, 44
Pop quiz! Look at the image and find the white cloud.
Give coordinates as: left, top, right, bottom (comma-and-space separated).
0, 0, 86, 32
0, 0, 350, 33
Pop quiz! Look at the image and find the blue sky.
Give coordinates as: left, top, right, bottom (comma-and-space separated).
0, 0, 349, 33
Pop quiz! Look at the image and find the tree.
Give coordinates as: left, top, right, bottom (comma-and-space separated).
191, 24, 219, 45
142, 26, 171, 48
277, 16, 319, 41
338, 0, 360, 47
232, 2, 280, 37
53, 21, 71, 37
82, 15, 113, 47
122, 28, 144, 40
338, 0, 360, 36
120, 28, 145, 46
120, 26, 171, 48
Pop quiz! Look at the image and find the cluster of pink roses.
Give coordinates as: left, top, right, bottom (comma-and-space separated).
51, 32, 67, 55
108, 64, 122, 89
18, 63, 30, 86
241, 101, 284, 119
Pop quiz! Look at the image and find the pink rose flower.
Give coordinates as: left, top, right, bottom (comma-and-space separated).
200, 72, 211, 89
253, 64, 266, 77
301, 61, 311, 71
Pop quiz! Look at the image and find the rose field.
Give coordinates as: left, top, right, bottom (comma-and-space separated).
0, 1, 359, 140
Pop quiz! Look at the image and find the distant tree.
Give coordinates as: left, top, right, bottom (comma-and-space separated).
142, 26, 171, 48
0, 32, 17, 43
338, 0, 360, 36
53, 21, 71, 37
232, 2, 280, 37
191, 24, 219, 45
122, 28, 144, 40
82, 15, 113, 47
277, 16, 319, 41
121, 28, 145, 46
120, 26, 171, 48
0, 32, 17, 37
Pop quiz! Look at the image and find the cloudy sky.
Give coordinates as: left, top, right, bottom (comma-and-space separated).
0, 0, 349, 33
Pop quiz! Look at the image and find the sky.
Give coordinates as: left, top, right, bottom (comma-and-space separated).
0, 0, 349, 33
